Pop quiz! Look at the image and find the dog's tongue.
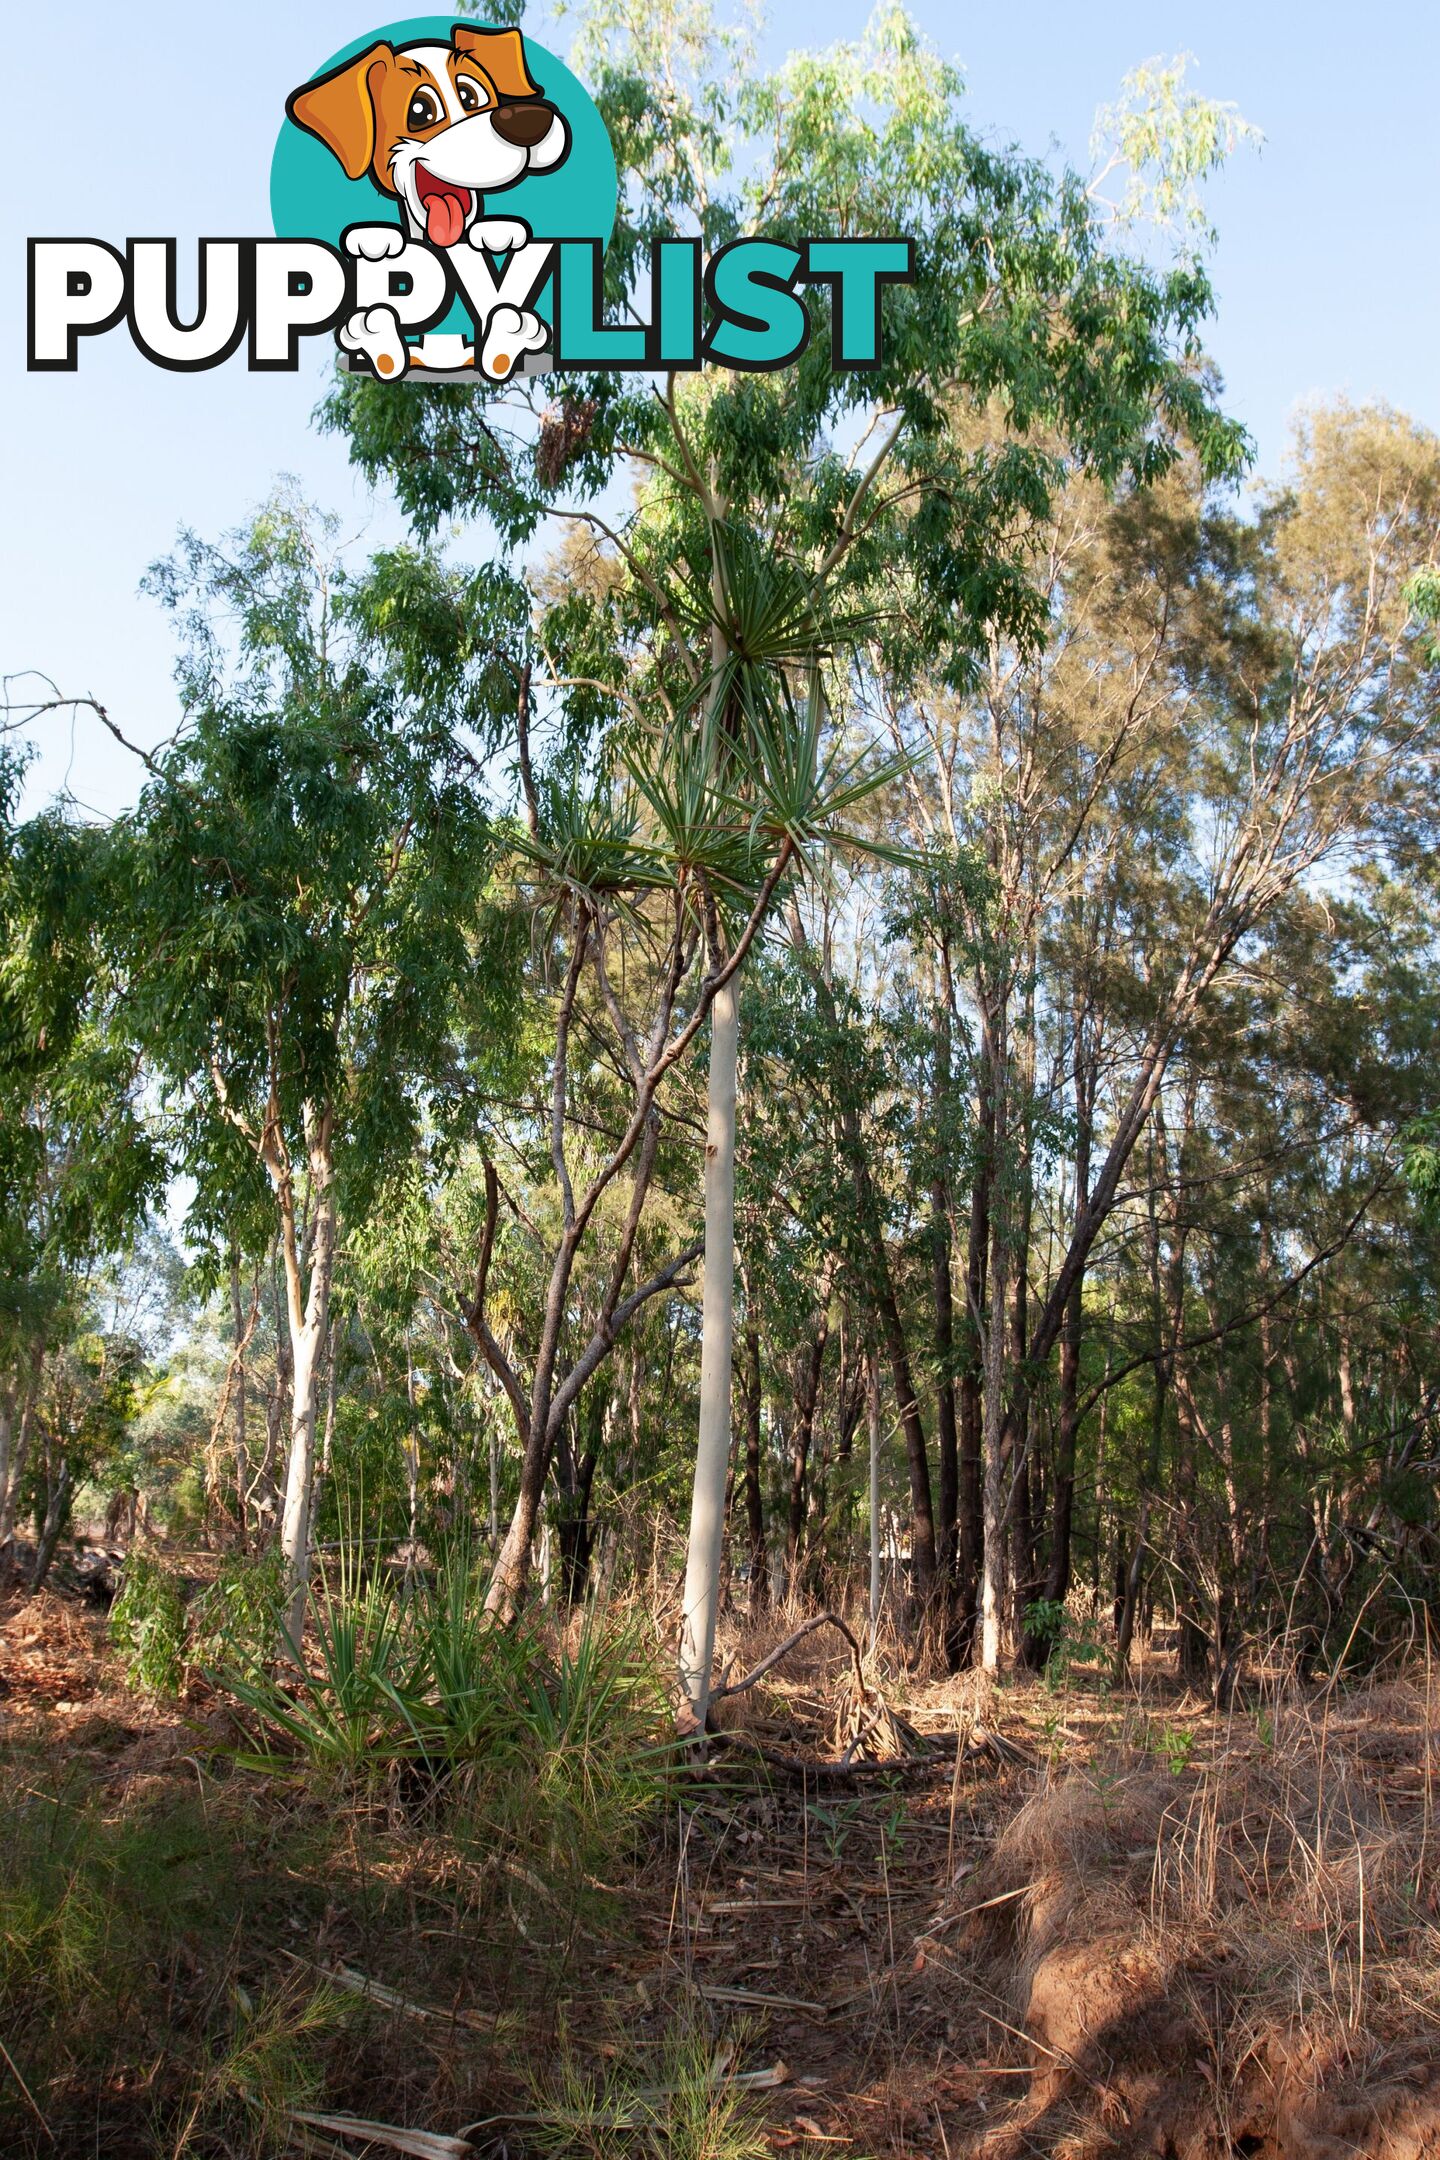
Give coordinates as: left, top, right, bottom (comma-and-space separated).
425, 190, 466, 248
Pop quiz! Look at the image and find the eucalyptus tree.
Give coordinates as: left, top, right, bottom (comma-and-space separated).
857, 397, 1440, 1668
0, 747, 163, 1575
107, 492, 520, 1637
325, 2, 1249, 1713
1002, 404, 1440, 1669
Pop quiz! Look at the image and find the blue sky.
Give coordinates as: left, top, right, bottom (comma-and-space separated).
5, 0, 1436, 815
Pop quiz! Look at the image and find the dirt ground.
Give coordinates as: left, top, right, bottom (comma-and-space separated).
5, 1584, 1440, 2159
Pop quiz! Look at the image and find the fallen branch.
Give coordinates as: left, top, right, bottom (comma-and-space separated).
287, 2111, 471, 2158
708, 1611, 866, 1706
284, 1955, 501, 2031
692, 1718, 1034, 1783
0, 2036, 52, 2143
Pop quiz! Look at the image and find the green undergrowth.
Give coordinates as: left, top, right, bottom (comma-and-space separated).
523, 2012, 776, 2160
216, 1556, 675, 1899
1, 1565, 680, 2156
108, 1552, 190, 1695
0, 1756, 346, 2155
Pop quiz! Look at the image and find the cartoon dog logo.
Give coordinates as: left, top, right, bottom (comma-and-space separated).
286, 26, 570, 381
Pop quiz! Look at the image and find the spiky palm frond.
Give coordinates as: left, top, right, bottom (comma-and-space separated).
621, 722, 769, 904
513, 777, 672, 903
675, 522, 887, 682
732, 669, 921, 876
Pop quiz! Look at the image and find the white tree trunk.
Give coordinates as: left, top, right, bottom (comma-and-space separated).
0, 1346, 43, 1575
0, 1383, 15, 1564
980, 1236, 1010, 1672
279, 1144, 338, 1646
867, 1350, 881, 1631
538, 1517, 554, 1606
678, 970, 739, 1725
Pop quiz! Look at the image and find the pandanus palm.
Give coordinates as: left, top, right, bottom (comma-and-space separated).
666, 523, 909, 1726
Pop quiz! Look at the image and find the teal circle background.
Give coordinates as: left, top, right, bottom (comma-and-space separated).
269, 18, 616, 334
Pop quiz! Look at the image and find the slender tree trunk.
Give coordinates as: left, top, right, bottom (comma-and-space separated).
841, 1133, 937, 1608
556, 1448, 598, 1604
957, 1084, 991, 1660
877, 1275, 937, 1609
1090, 1336, 1113, 1599
932, 1192, 959, 1579
0, 1383, 13, 1565
979, 1004, 1011, 1673
1007, 961, 1038, 1641
1117, 1324, 1173, 1681
489, 1420, 549, 1616
481, 877, 710, 1619
930, 941, 960, 1632
1115, 1092, 1191, 1679
253, 1250, 287, 1541
0, 1344, 44, 1583
1009, 1186, 1033, 1638
1258, 1224, 1274, 1572
798, 942, 936, 1608
278, 1114, 339, 1645
786, 1306, 830, 1584
980, 1212, 1011, 1670
319, 1321, 337, 1484
229, 1254, 249, 1546
867, 1347, 882, 1628
1038, 998, 1094, 1623
741, 1318, 766, 1612
487, 1393, 500, 1549
679, 970, 739, 1724
30, 1448, 73, 1591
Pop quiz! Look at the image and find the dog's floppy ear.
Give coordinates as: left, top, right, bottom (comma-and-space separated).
452, 26, 540, 100
287, 43, 393, 180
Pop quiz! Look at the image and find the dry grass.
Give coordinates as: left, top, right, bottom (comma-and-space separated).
934, 1668, 1440, 2157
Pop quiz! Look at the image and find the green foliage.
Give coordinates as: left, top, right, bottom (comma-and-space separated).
189, 1548, 286, 1671
1091, 52, 1261, 251
173, 1974, 354, 2155
214, 1550, 671, 1882
0, 1763, 376, 2157
447, 1599, 670, 1887
107, 486, 519, 1274
109, 1553, 188, 1696
325, 0, 1250, 669
807, 1793, 907, 1864
220, 1552, 422, 1781
1404, 564, 1440, 666
0, 1774, 234, 2141
1152, 1722, 1198, 1775
1024, 1597, 1068, 1648
1026, 1601, 1112, 1695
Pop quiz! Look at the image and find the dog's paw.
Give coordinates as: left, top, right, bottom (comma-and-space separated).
343, 225, 406, 262
469, 217, 532, 254
479, 304, 548, 381
337, 305, 409, 380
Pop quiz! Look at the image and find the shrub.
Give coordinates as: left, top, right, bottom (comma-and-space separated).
170, 1973, 353, 2154
465, 1603, 672, 1889
1025, 1598, 1112, 1695
211, 1549, 673, 1890
219, 1555, 422, 1783
189, 1548, 286, 1672
109, 1553, 188, 1695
